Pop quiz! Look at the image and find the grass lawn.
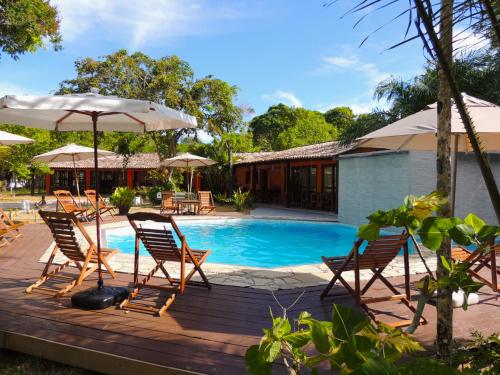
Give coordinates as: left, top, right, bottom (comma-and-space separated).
0, 349, 96, 374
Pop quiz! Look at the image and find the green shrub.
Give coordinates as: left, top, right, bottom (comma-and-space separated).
147, 181, 177, 205
110, 187, 135, 214
230, 188, 253, 212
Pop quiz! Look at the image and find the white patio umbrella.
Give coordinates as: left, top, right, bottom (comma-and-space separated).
32, 144, 115, 202
0, 130, 33, 145
161, 152, 216, 194
0, 91, 196, 308
356, 93, 500, 211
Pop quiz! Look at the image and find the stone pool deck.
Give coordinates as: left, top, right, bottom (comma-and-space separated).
40, 213, 437, 291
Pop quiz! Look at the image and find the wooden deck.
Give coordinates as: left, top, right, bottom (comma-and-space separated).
0, 222, 499, 374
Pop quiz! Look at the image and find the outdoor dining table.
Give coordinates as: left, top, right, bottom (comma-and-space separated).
176, 199, 200, 215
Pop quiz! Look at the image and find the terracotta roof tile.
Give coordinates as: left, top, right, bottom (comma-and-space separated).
234, 141, 354, 165
48, 153, 160, 169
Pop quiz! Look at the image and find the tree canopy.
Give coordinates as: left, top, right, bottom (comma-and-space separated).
0, 0, 61, 60
249, 104, 338, 151
57, 49, 245, 161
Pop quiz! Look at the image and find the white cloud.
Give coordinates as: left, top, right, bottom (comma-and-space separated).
315, 54, 390, 87
52, 0, 251, 49
262, 90, 303, 107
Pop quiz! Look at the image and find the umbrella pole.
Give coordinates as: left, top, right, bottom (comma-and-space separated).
73, 155, 81, 205
70, 112, 128, 310
92, 112, 103, 289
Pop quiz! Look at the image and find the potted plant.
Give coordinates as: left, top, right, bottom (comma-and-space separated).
110, 187, 135, 215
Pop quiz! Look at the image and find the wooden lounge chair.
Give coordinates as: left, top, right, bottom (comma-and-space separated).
121, 212, 211, 316
54, 190, 89, 221
197, 191, 216, 215
160, 191, 176, 215
452, 244, 500, 292
84, 189, 115, 221
320, 233, 426, 328
26, 210, 117, 297
0, 207, 24, 246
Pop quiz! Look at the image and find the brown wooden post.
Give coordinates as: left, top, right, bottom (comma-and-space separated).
354, 240, 361, 305
45, 173, 51, 194
404, 240, 411, 300
285, 161, 291, 207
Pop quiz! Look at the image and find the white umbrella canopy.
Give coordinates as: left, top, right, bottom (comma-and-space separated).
161, 153, 216, 193
32, 144, 115, 200
0, 92, 197, 308
357, 94, 500, 152
0, 93, 197, 132
0, 130, 34, 145
32, 143, 114, 163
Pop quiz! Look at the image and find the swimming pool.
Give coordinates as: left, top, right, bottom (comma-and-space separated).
104, 219, 393, 268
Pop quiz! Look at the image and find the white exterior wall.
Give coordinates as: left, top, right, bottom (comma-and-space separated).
339, 151, 500, 226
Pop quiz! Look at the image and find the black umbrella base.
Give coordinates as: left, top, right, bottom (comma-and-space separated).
71, 286, 129, 310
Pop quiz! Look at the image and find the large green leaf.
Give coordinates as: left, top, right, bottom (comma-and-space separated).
331, 304, 370, 342
245, 345, 273, 375
350, 357, 399, 375
464, 213, 485, 232
357, 223, 380, 241
418, 217, 444, 251
448, 224, 476, 246
477, 225, 499, 242
283, 331, 310, 348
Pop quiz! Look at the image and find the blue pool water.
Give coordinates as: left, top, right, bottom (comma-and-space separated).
105, 219, 393, 268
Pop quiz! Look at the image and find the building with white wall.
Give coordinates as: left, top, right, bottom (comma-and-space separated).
338, 150, 500, 226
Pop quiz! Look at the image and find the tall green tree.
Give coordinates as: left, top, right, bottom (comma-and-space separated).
249, 104, 298, 150
249, 104, 338, 151
276, 108, 338, 150
375, 51, 500, 120
0, 0, 61, 60
324, 106, 355, 130
57, 50, 241, 161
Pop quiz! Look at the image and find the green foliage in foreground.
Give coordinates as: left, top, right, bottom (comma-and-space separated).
357, 192, 499, 305
246, 304, 453, 375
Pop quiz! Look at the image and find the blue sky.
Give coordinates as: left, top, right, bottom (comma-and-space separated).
0, 0, 480, 117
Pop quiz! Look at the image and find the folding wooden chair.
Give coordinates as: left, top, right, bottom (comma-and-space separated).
320, 233, 425, 328
84, 189, 115, 221
452, 243, 500, 292
160, 191, 176, 215
197, 191, 216, 215
54, 190, 90, 221
0, 207, 24, 246
121, 212, 211, 316
26, 210, 117, 297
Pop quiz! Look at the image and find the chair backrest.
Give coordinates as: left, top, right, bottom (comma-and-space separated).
54, 190, 80, 212
357, 233, 408, 269
174, 192, 188, 200
198, 191, 213, 207
161, 192, 174, 207
0, 208, 12, 231
84, 189, 105, 209
39, 210, 90, 262
127, 212, 185, 263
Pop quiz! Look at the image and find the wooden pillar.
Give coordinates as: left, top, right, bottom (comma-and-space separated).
85, 170, 91, 190
127, 170, 134, 189
285, 161, 290, 207
45, 174, 51, 193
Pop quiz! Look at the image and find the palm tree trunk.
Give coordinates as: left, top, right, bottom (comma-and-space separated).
435, 0, 454, 363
